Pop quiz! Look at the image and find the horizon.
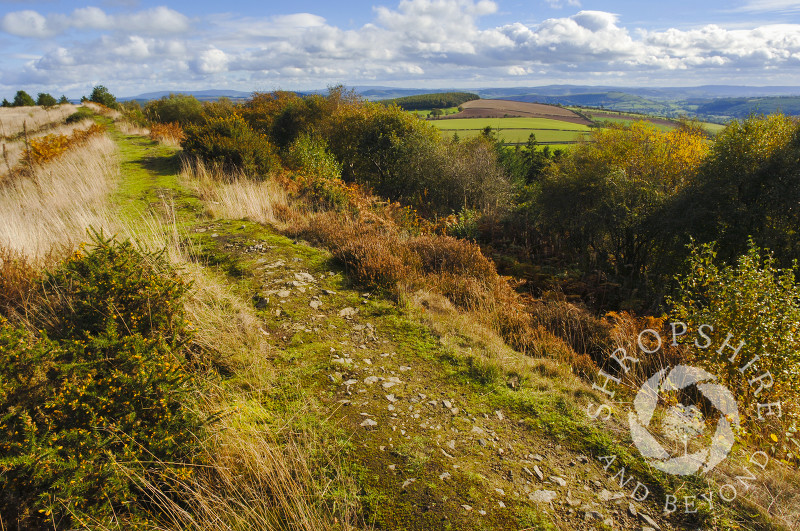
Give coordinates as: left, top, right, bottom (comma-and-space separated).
3, 1, 800, 99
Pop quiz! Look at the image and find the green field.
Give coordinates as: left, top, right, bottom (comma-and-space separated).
430, 117, 590, 144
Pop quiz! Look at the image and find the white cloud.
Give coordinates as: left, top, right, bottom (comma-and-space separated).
194, 48, 229, 74
5, 0, 800, 95
734, 0, 800, 12
0, 6, 189, 38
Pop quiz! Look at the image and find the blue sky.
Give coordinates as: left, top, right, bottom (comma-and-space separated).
2, 0, 800, 98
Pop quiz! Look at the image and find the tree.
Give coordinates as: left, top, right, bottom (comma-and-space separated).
12, 90, 35, 107
1, 99, 10, 108
89, 85, 118, 109
429, 108, 443, 119
36, 93, 57, 108
58, 95, 69, 104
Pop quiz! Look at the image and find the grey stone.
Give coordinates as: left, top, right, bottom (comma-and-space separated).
529, 490, 557, 504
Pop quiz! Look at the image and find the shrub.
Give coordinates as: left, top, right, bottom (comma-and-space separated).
65, 107, 95, 124
183, 114, 279, 178
669, 241, 800, 453
25, 124, 106, 166
38, 232, 190, 341
0, 233, 199, 528
144, 94, 204, 126
285, 134, 350, 210
149, 122, 186, 146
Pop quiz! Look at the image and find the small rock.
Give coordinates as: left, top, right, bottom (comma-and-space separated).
388, 464, 396, 471
309, 300, 322, 309
532, 454, 544, 462
385, 394, 397, 402
343, 379, 358, 386
446, 440, 456, 450
584, 510, 603, 522
598, 489, 625, 502
498, 501, 506, 508
277, 290, 291, 298
295, 272, 315, 282
360, 418, 377, 428
639, 513, 661, 530
461, 505, 472, 511
549, 476, 567, 487
478, 439, 488, 447
593, 480, 603, 488
399, 366, 412, 371
443, 400, 453, 409
529, 490, 557, 504
471, 426, 485, 435
495, 410, 504, 421
533, 465, 544, 481
401, 478, 416, 489
495, 488, 505, 496
439, 472, 451, 480
566, 490, 581, 507
363, 376, 380, 385
339, 307, 358, 317
628, 503, 638, 517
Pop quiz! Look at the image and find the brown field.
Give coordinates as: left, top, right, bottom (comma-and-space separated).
583, 109, 677, 128
444, 99, 592, 126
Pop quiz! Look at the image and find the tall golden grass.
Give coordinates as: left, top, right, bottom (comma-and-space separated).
0, 133, 119, 259
0, 103, 78, 139
1, 119, 99, 179
181, 158, 303, 228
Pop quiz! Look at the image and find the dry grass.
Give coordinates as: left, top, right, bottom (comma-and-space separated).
0, 104, 79, 139
117, 120, 150, 136
181, 157, 304, 229
1, 118, 99, 179
0, 133, 119, 259
82, 102, 122, 120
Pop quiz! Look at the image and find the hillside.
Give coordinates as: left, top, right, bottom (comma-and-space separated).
2, 97, 799, 530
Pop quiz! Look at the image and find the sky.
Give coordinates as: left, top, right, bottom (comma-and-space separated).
1, 0, 800, 98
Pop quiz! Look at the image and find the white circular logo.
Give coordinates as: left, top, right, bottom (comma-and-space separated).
629, 365, 740, 476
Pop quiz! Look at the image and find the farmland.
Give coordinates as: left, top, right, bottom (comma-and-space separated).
431, 116, 590, 144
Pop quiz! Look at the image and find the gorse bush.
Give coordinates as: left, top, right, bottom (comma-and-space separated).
0, 233, 200, 528
39, 233, 190, 342
24, 123, 106, 168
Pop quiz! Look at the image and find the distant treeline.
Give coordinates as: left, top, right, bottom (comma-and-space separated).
381, 92, 480, 110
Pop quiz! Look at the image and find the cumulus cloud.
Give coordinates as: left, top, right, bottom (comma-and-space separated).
4, 0, 800, 95
0, 6, 189, 38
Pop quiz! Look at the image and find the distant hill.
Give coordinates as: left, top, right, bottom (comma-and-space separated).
694, 96, 800, 119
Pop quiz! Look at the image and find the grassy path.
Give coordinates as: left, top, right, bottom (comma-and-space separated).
105, 124, 752, 531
